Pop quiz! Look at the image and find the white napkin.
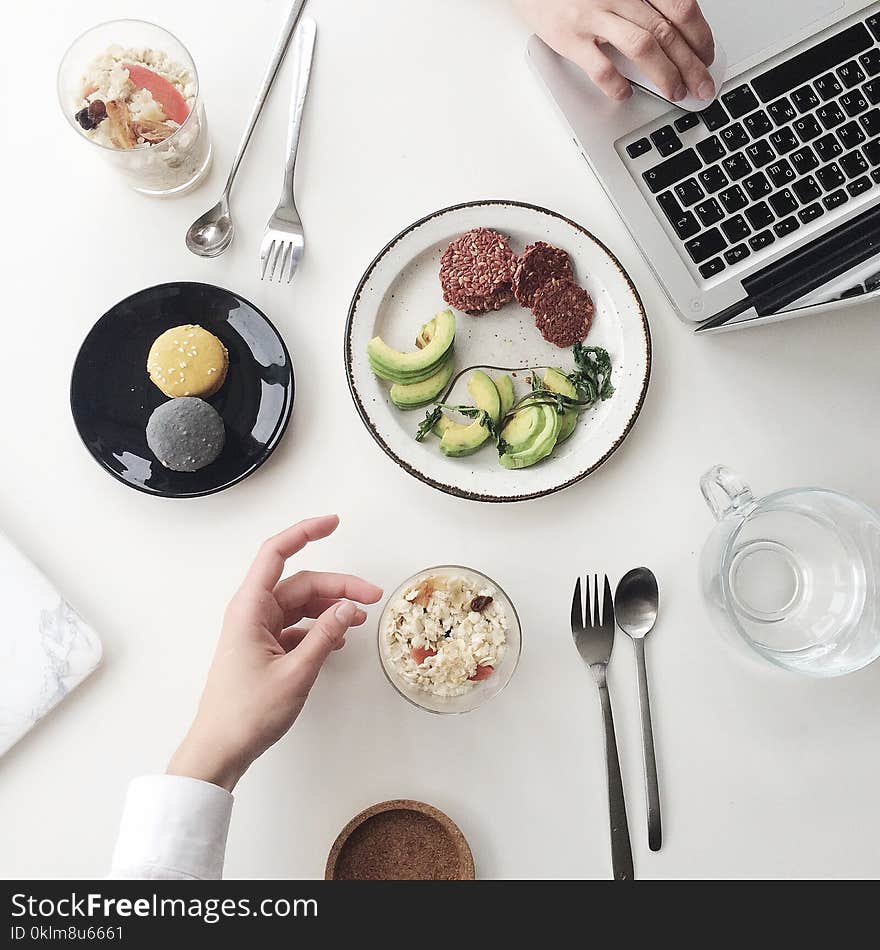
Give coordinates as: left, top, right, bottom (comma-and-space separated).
0, 531, 102, 756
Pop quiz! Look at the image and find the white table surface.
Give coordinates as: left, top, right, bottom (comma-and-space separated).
3, 0, 880, 881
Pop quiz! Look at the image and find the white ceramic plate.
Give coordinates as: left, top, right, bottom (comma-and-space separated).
345, 200, 651, 503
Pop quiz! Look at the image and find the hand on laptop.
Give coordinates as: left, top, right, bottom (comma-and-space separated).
514, 0, 716, 102
166, 516, 383, 792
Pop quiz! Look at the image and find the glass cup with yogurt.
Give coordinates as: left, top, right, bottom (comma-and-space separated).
58, 19, 212, 197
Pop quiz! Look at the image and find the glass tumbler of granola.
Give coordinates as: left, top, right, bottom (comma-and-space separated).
58, 20, 213, 198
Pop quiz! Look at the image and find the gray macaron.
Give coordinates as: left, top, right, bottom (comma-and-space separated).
146, 397, 226, 473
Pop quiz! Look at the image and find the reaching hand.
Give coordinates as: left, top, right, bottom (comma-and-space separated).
167, 515, 383, 791
514, 0, 715, 103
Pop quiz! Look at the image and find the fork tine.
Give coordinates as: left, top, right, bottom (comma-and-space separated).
603, 575, 615, 630
260, 240, 275, 281
277, 243, 291, 283
269, 242, 284, 281
286, 245, 299, 283
593, 573, 601, 628
571, 577, 583, 631
585, 574, 591, 626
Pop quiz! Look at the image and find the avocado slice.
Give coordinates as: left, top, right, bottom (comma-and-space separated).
368, 310, 455, 384
494, 374, 515, 419
390, 356, 454, 410
415, 317, 436, 349
438, 371, 501, 458
543, 368, 579, 444
499, 404, 560, 469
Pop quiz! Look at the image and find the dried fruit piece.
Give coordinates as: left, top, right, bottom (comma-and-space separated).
513, 242, 573, 308
470, 595, 494, 613
439, 228, 517, 315
125, 63, 190, 124
134, 119, 174, 144
75, 99, 108, 131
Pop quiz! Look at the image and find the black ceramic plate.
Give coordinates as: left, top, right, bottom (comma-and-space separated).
71, 282, 294, 498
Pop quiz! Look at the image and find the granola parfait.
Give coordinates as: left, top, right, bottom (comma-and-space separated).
378, 566, 521, 714
58, 21, 212, 197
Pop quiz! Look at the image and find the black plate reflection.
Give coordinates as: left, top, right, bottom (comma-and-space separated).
71, 282, 294, 498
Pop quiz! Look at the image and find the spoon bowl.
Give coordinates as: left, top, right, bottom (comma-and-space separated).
186, 196, 234, 257
615, 567, 659, 640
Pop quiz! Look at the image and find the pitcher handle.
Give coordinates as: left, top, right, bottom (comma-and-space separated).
700, 465, 754, 521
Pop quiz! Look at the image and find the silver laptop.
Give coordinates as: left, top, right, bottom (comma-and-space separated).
528, 1, 880, 330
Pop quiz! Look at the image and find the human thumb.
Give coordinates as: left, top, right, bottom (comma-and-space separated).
286, 600, 359, 688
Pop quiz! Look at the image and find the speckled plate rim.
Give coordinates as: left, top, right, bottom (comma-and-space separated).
344, 199, 652, 503
70, 281, 295, 500
325, 799, 476, 880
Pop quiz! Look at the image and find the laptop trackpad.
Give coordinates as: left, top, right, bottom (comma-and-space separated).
701, 0, 843, 68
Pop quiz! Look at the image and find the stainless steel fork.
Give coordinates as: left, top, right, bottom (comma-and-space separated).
260, 17, 316, 283
571, 574, 634, 881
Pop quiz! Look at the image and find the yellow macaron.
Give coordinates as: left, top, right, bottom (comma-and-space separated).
147, 325, 228, 398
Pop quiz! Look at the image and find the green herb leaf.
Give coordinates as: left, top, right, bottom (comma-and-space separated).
568, 344, 614, 405
415, 406, 443, 442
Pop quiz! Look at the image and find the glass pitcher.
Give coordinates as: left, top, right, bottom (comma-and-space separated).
699, 465, 880, 676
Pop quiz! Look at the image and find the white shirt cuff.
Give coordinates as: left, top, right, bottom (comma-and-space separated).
109, 775, 234, 880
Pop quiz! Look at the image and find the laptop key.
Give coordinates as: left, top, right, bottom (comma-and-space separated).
770, 127, 799, 154
749, 229, 775, 251
724, 243, 751, 265
793, 114, 822, 142
840, 150, 868, 178
790, 86, 820, 113
823, 188, 849, 210
699, 100, 729, 131
793, 175, 822, 203
774, 216, 800, 238
798, 201, 825, 224
744, 110, 773, 138
685, 228, 726, 263
873, 168, 880, 184
722, 152, 753, 180
791, 146, 820, 175
722, 85, 759, 119
745, 140, 776, 168
696, 197, 724, 226
745, 201, 774, 229
847, 175, 872, 197
657, 191, 701, 239
721, 122, 750, 151
814, 133, 843, 162
865, 80, 880, 105
815, 73, 843, 101
699, 165, 729, 193
768, 97, 797, 125
699, 257, 726, 279
743, 171, 772, 200
643, 148, 701, 193
861, 49, 880, 77
868, 15, 880, 42
674, 113, 701, 132
626, 137, 652, 159
863, 137, 880, 165
767, 159, 795, 188
721, 215, 751, 242
817, 162, 846, 190
860, 108, 880, 137
651, 125, 682, 156
719, 184, 748, 212
697, 135, 726, 162
838, 120, 866, 149
769, 188, 798, 216
817, 103, 845, 129
838, 61, 865, 88
841, 91, 868, 116
675, 177, 704, 206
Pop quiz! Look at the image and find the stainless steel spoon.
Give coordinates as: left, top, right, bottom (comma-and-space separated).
185, 0, 308, 257
615, 567, 662, 852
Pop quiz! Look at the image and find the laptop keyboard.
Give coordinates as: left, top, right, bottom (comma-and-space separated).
627, 15, 880, 280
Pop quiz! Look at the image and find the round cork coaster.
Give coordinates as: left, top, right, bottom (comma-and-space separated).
325, 800, 475, 880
